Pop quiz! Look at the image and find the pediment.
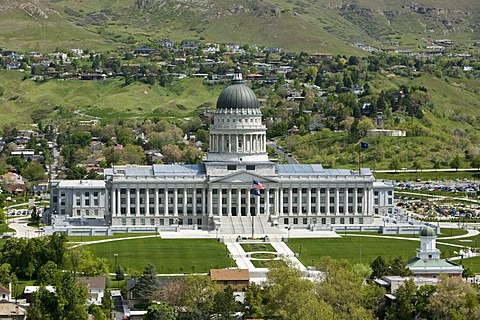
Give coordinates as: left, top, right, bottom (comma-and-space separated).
209, 171, 278, 185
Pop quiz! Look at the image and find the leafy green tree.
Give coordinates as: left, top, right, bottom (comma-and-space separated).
450, 155, 462, 171
264, 261, 337, 320
182, 275, 220, 318
385, 279, 418, 320
144, 303, 176, 320
22, 163, 46, 181
36, 261, 58, 285
427, 275, 480, 319
243, 283, 264, 319
388, 159, 401, 171
90, 304, 109, 320
370, 256, 389, 279
388, 256, 412, 277
315, 257, 376, 319
0, 263, 17, 287
212, 286, 237, 320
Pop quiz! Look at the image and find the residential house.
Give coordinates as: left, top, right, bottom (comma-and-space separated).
23, 286, 55, 303
0, 285, 11, 302
0, 303, 26, 320
210, 268, 250, 291
1, 173, 26, 195
78, 276, 106, 305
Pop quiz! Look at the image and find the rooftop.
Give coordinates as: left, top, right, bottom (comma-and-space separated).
210, 268, 250, 281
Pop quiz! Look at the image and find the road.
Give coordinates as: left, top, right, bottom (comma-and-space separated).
7, 216, 42, 239
267, 142, 299, 164
374, 168, 480, 173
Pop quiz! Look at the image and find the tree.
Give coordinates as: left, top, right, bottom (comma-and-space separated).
212, 286, 238, 320
31, 273, 89, 320
450, 155, 462, 171
470, 155, 480, 170
264, 261, 337, 320
370, 256, 388, 279
144, 303, 176, 320
36, 261, 58, 285
153, 279, 187, 316
135, 263, 159, 303
385, 279, 418, 320
90, 304, 109, 320
243, 283, 264, 319
388, 159, 401, 172
427, 275, 480, 319
182, 275, 220, 318
22, 163, 46, 181
315, 257, 376, 320
388, 256, 412, 277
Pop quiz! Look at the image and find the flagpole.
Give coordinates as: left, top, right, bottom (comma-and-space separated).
250, 188, 254, 239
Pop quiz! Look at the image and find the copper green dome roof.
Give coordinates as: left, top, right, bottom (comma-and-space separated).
420, 226, 436, 237
216, 72, 259, 110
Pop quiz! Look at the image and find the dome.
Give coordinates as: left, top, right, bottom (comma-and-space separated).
420, 226, 436, 237
216, 72, 259, 110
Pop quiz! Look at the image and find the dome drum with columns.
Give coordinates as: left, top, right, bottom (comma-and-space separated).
49, 70, 395, 234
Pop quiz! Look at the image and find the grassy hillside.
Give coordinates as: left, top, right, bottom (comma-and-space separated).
0, 0, 477, 53
0, 70, 223, 126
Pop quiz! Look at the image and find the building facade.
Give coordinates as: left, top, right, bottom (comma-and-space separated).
49, 71, 394, 232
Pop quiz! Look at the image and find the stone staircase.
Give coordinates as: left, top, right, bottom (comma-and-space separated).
217, 215, 286, 236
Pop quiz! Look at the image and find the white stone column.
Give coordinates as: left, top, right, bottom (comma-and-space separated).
218, 188, 223, 216
237, 189, 241, 216
208, 189, 213, 216
335, 188, 340, 214
173, 188, 178, 216
135, 188, 140, 215
193, 188, 197, 216
316, 188, 321, 214
307, 188, 312, 215
164, 188, 168, 215
126, 189, 131, 216
155, 188, 159, 215
265, 189, 270, 215
279, 188, 284, 214
235, 135, 239, 153
353, 188, 358, 215
111, 187, 116, 216
202, 188, 206, 214
145, 188, 150, 215
288, 188, 293, 215
297, 188, 302, 215
117, 188, 121, 216
345, 188, 349, 214
273, 189, 278, 215
326, 188, 330, 214
183, 188, 187, 214
227, 189, 232, 216
256, 193, 260, 216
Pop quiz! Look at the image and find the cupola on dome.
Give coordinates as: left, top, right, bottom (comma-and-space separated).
420, 226, 436, 237
216, 71, 259, 110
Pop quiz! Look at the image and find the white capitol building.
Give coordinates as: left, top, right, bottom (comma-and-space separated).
49, 71, 394, 234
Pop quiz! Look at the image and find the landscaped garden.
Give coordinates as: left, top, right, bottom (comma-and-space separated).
84, 238, 234, 274
287, 236, 457, 267
240, 243, 276, 252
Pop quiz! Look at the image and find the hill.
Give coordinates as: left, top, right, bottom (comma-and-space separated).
0, 0, 478, 53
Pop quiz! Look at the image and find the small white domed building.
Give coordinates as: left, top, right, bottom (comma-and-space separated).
407, 226, 463, 278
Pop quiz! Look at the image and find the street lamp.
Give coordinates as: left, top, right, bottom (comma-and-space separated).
215, 226, 219, 239
288, 225, 292, 241
299, 245, 302, 257
114, 254, 119, 288
311, 259, 315, 268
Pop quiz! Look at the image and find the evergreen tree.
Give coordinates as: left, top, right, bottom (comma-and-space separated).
135, 263, 159, 303
370, 256, 388, 279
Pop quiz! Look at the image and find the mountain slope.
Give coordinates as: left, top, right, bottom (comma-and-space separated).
0, 0, 477, 53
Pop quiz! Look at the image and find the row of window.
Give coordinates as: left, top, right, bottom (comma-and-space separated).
119, 218, 203, 226
283, 217, 364, 225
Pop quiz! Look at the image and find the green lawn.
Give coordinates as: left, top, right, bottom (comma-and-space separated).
67, 233, 156, 243
85, 238, 234, 274
288, 236, 456, 266
240, 243, 276, 252
460, 256, 480, 273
